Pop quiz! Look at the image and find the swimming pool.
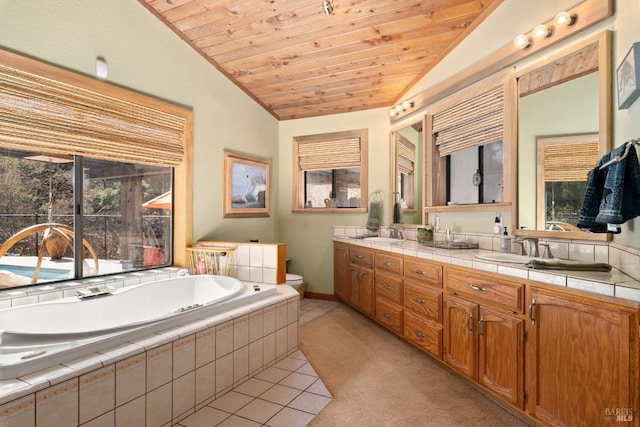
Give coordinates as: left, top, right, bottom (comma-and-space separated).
0, 264, 70, 281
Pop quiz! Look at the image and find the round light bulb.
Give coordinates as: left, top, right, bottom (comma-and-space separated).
394, 104, 403, 113
513, 34, 530, 49
390, 109, 398, 117
532, 24, 551, 39
554, 11, 575, 27
402, 100, 413, 110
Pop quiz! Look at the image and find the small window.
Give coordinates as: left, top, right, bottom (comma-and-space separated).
292, 130, 368, 211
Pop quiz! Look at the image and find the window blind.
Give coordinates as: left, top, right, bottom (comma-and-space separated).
543, 141, 599, 182
433, 86, 504, 157
298, 137, 361, 171
0, 61, 186, 167
396, 136, 415, 175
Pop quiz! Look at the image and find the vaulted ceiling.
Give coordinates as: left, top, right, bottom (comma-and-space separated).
138, 0, 502, 120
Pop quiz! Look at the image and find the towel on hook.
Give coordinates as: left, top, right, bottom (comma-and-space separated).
366, 201, 382, 232
578, 142, 640, 231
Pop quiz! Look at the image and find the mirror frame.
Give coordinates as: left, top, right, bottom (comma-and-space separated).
513, 30, 612, 241
389, 115, 426, 227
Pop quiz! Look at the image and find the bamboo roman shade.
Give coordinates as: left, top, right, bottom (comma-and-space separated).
543, 141, 599, 182
433, 85, 504, 157
298, 137, 361, 171
396, 137, 415, 175
0, 62, 186, 167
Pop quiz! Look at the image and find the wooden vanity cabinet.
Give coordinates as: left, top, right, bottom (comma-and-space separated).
374, 252, 404, 335
348, 246, 375, 317
525, 285, 640, 427
333, 242, 349, 302
403, 257, 444, 359
444, 267, 525, 408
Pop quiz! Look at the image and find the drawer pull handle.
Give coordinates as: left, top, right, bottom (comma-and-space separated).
383, 313, 392, 319
414, 298, 425, 304
469, 284, 486, 292
414, 331, 425, 338
356, 255, 363, 259
383, 262, 392, 266
506, 309, 518, 315
383, 284, 392, 291
415, 270, 425, 275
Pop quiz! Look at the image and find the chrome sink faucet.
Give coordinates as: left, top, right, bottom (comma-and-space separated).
516, 237, 539, 257
388, 227, 403, 239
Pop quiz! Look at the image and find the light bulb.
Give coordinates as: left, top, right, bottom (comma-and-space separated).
513, 34, 531, 49
390, 109, 398, 117
402, 100, 413, 110
554, 11, 576, 27
394, 104, 403, 113
532, 24, 551, 39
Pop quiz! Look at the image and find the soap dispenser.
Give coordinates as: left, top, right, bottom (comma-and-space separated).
493, 216, 502, 235
500, 227, 511, 252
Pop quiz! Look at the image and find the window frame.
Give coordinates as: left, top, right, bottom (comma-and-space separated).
292, 129, 368, 213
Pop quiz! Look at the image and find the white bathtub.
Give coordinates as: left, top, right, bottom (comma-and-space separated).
0, 274, 277, 379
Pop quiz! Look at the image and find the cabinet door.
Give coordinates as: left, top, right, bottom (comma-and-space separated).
526, 287, 639, 427
348, 266, 360, 307
478, 307, 524, 408
359, 267, 375, 317
444, 294, 478, 380
333, 244, 349, 301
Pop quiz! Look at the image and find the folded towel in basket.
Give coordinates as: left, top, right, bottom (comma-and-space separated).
526, 259, 611, 272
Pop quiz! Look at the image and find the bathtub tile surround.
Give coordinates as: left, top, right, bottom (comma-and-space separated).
0, 279, 300, 426
334, 226, 640, 302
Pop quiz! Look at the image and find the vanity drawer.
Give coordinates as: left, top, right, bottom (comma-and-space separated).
375, 252, 403, 275
404, 280, 442, 323
445, 268, 524, 313
375, 299, 403, 335
350, 247, 374, 267
404, 311, 443, 359
404, 258, 442, 288
375, 271, 403, 305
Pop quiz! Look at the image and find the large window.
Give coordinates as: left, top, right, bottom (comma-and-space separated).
0, 47, 192, 288
292, 129, 368, 212
0, 148, 172, 287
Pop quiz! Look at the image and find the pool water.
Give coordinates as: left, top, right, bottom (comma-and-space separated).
0, 264, 70, 281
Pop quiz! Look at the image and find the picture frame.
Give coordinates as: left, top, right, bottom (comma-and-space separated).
223, 151, 271, 218
616, 42, 640, 110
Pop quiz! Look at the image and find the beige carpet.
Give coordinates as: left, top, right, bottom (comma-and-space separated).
299, 303, 530, 427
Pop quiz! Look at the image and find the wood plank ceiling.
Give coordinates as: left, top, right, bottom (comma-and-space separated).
138, 0, 502, 120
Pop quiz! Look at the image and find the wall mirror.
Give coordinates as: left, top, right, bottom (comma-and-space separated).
390, 117, 424, 225
515, 31, 611, 240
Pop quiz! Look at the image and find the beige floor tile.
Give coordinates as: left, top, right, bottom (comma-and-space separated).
273, 357, 307, 372
306, 379, 332, 398
235, 399, 283, 424
295, 362, 317, 377
208, 391, 253, 414
216, 414, 261, 427
287, 392, 331, 415
278, 372, 316, 391
233, 378, 274, 397
253, 367, 290, 384
259, 384, 302, 406
265, 407, 315, 427
288, 350, 307, 361
179, 406, 230, 427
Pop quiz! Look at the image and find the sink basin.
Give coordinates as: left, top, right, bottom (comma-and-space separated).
474, 253, 533, 264
363, 237, 406, 244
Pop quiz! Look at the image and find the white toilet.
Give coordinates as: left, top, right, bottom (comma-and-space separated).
286, 273, 305, 298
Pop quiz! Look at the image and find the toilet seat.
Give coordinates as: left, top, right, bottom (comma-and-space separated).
286, 273, 303, 285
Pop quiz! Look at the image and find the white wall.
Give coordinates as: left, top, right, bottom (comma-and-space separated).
0, 0, 280, 245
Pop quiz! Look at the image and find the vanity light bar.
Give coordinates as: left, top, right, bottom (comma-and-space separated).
513, 10, 576, 50
389, 100, 414, 117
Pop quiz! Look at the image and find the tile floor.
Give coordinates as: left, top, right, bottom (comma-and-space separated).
174, 298, 340, 427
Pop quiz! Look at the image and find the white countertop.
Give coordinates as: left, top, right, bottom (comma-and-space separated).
333, 236, 640, 301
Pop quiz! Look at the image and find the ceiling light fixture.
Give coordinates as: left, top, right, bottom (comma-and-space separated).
322, 0, 334, 15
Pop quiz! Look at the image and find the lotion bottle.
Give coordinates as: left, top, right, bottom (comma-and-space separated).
500, 227, 511, 252
493, 216, 502, 234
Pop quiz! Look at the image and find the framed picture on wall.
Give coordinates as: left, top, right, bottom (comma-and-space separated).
223, 151, 271, 218
616, 42, 640, 109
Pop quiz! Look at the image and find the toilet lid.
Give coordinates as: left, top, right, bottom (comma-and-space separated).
286, 273, 303, 284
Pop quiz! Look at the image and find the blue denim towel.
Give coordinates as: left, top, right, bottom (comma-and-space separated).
578, 143, 640, 230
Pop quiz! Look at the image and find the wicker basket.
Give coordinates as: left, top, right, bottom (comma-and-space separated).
186, 246, 235, 276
